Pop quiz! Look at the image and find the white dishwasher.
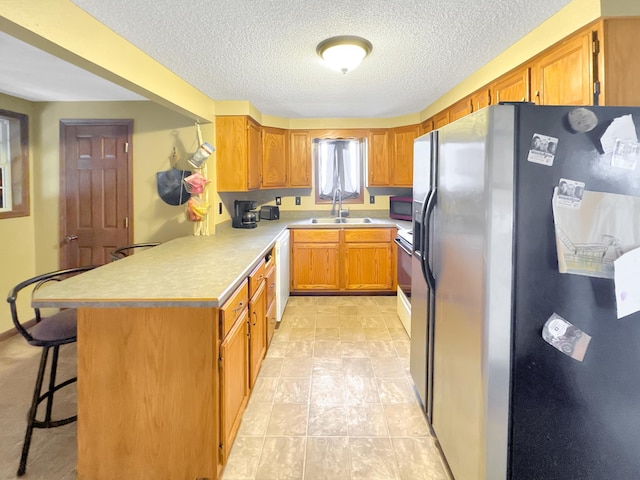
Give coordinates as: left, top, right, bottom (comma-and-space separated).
275, 229, 290, 322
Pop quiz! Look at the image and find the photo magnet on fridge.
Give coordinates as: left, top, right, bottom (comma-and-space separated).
527, 133, 558, 166
542, 313, 592, 362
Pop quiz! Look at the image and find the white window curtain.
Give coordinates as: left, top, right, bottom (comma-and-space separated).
315, 138, 362, 201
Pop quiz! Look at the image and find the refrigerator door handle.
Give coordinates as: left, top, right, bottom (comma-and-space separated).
422, 187, 436, 291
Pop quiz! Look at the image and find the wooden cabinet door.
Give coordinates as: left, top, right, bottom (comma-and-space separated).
249, 280, 266, 388
532, 29, 592, 106
266, 299, 277, 347
471, 88, 492, 112
493, 67, 530, 104
216, 116, 248, 192
247, 118, 262, 190
288, 130, 311, 187
261, 127, 287, 188
420, 118, 434, 136
449, 98, 473, 122
367, 129, 390, 186
219, 308, 249, 463
344, 243, 393, 290
433, 110, 450, 129
291, 242, 340, 291
391, 124, 419, 187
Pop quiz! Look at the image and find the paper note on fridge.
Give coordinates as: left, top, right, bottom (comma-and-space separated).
552, 187, 640, 278
614, 247, 640, 319
600, 114, 638, 154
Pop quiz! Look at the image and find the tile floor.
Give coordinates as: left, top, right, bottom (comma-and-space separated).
0, 295, 448, 480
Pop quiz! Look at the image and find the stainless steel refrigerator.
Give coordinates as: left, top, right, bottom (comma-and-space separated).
411, 103, 640, 480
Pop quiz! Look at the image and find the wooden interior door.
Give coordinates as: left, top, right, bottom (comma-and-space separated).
60, 120, 132, 267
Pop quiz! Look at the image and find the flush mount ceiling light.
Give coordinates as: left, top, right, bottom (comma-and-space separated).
316, 36, 372, 74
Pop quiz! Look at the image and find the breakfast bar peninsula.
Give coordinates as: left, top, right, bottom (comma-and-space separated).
32, 224, 287, 480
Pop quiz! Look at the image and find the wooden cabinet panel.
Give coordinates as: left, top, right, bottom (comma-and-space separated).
471, 88, 492, 112
266, 299, 277, 347
265, 263, 276, 311
220, 280, 248, 338
261, 126, 288, 188
344, 243, 394, 290
344, 228, 393, 243
391, 124, 419, 187
219, 308, 249, 463
493, 67, 530, 104
288, 130, 312, 187
601, 18, 640, 106
291, 242, 340, 291
249, 258, 267, 298
292, 229, 340, 243
367, 129, 390, 186
449, 98, 473, 122
433, 110, 450, 129
249, 280, 266, 388
532, 29, 592, 106
216, 116, 261, 191
420, 118, 434, 136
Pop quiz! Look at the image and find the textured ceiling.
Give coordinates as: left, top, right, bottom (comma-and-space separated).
4, 0, 574, 118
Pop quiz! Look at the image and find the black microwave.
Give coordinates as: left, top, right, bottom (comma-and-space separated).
389, 196, 412, 221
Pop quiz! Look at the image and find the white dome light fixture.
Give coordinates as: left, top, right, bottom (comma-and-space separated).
317, 36, 373, 74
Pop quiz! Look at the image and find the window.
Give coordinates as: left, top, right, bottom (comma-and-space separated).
314, 137, 365, 206
0, 109, 29, 219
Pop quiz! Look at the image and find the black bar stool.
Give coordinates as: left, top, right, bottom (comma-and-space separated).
6, 265, 97, 476
109, 242, 160, 261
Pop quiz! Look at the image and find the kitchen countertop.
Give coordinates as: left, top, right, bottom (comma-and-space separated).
33, 212, 411, 309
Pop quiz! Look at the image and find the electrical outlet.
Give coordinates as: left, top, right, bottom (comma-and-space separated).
369, 195, 375, 204
218, 202, 222, 214
295, 196, 301, 206
275, 196, 282, 205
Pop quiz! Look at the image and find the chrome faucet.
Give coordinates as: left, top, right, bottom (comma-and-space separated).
331, 185, 343, 219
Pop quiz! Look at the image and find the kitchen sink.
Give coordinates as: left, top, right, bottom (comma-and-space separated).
339, 217, 373, 224
309, 217, 373, 224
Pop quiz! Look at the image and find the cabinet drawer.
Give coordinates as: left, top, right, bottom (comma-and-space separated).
265, 263, 276, 310
220, 280, 249, 338
249, 258, 267, 298
344, 228, 393, 243
293, 229, 340, 243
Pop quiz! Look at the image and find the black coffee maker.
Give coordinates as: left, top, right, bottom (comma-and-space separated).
232, 200, 258, 229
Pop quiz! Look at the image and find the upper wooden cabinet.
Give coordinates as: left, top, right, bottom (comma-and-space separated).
367, 129, 390, 186
492, 67, 530, 104
216, 116, 261, 192
390, 124, 420, 187
433, 110, 450, 129
531, 28, 593, 106
288, 130, 312, 187
470, 88, 492, 112
420, 118, 434, 136
449, 98, 473, 122
261, 126, 288, 188
599, 18, 640, 106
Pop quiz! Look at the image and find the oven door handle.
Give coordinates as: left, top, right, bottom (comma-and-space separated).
394, 237, 412, 256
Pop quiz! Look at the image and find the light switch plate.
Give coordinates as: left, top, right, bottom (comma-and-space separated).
276, 196, 282, 205
295, 196, 301, 206
369, 195, 375, 204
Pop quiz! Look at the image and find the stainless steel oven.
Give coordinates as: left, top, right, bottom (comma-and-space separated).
395, 229, 413, 336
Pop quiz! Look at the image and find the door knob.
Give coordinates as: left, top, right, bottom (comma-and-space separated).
64, 234, 78, 243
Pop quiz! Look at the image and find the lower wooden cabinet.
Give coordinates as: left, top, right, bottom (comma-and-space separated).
249, 278, 267, 388
344, 229, 394, 291
291, 228, 396, 293
219, 308, 249, 463
291, 229, 341, 291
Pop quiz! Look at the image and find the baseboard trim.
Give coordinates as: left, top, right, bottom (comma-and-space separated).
0, 319, 36, 343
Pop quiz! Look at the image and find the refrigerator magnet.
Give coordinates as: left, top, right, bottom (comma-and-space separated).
610, 139, 640, 170
542, 313, 592, 362
528, 133, 558, 166
556, 178, 585, 208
